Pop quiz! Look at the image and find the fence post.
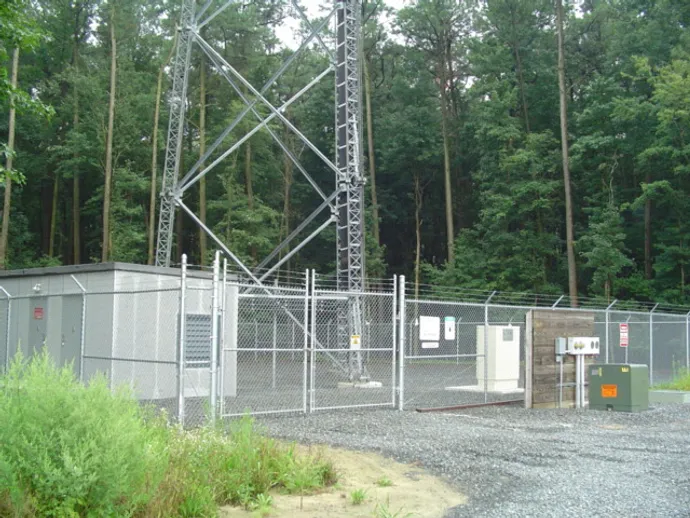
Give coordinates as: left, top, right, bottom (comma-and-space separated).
398, 275, 405, 411
686, 311, 690, 372
272, 304, 277, 390
605, 299, 617, 365
177, 254, 188, 426
650, 303, 658, 386
392, 275, 397, 408
484, 291, 497, 403
254, 319, 258, 360
309, 269, 316, 412
302, 269, 309, 414
210, 251, 221, 424
219, 258, 227, 417
0, 287, 11, 371
70, 276, 87, 381
624, 315, 631, 364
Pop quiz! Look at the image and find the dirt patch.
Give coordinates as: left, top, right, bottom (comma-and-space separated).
221, 445, 466, 518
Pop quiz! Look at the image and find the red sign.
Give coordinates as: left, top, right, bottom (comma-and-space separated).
619, 323, 628, 347
33, 307, 44, 320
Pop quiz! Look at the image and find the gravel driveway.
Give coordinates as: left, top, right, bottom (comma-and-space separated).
258, 404, 690, 517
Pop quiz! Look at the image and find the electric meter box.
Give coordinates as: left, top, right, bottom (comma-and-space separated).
567, 336, 601, 356
588, 364, 649, 412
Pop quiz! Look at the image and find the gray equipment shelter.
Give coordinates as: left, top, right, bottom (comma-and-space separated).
0, 262, 238, 403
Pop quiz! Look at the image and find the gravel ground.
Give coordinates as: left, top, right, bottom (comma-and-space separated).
258, 404, 690, 517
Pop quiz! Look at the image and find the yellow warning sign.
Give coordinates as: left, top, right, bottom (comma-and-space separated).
350, 335, 361, 349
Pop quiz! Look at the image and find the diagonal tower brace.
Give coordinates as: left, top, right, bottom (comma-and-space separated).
155, 0, 367, 381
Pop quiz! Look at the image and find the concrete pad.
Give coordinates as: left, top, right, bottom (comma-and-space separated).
444, 384, 525, 395
337, 380, 383, 389
649, 390, 690, 404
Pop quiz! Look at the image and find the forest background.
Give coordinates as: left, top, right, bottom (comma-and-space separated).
1, 0, 689, 306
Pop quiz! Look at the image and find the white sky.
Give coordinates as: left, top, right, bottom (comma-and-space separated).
274, 0, 409, 49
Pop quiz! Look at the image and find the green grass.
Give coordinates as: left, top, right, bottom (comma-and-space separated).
654, 369, 690, 391
249, 493, 273, 517
350, 487, 367, 505
0, 349, 337, 517
375, 476, 393, 487
374, 498, 414, 518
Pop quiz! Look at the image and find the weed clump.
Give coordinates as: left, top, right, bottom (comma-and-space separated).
0, 350, 336, 517
655, 368, 690, 391
350, 488, 368, 505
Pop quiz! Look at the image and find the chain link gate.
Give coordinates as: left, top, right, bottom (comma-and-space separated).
219, 278, 309, 418
399, 280, 528, 411
309, 281, 397, 412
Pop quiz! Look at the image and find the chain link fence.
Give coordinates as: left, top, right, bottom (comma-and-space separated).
1, 262, 689, 424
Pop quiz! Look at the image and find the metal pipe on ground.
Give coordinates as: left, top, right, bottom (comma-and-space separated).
415, 399, 524, 413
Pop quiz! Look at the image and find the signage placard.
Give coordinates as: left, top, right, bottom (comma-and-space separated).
619, 323, 629, 348
419, 316, 440, 341
444, 316, 456, 340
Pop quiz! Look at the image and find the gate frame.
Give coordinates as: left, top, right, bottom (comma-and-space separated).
308, 278, 398, 413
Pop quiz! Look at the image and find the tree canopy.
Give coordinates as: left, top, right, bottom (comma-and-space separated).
1, 0, 689, 305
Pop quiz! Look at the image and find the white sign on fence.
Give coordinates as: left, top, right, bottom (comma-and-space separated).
419, 316, 440, 341
350, 334, 361, 350
619, 323, 628, 348
444, 316, 456, 340
422, 342, 439, 349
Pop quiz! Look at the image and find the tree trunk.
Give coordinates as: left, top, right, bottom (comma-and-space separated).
605, 277, 611, 304
440, 87, 455, 265
0, 48, 19, 269
199, 57, 208, 266
148, 33, 177, 265
49, 173, 59, 257
73, 172, 80, 263
514, 43, 530, 133
680, 234, 685, 297
363, 57, 380, 245
245, 140, 256, 261
245, 141, 254, 209
225, 151, 239, 242
509, 3, 530, 133
102, 6, 117, 263
557, 0, 578, 307
72, 32, 81, 264
682, 264, 685, 297
280, 125, 293, 269
414, 174, 423, 300
644, 171, 652, 279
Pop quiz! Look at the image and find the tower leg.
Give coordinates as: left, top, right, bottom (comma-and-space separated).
335, 0, 366, 381
155, 0, 195, 267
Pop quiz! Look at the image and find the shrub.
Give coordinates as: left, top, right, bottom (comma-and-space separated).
0, 350, 169, 517
0, 350, 337, 517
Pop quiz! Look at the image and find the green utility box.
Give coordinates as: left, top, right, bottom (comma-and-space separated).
588, 364, 649, 412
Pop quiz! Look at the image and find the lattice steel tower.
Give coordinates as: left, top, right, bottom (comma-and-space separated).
155, 0, 366, 379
